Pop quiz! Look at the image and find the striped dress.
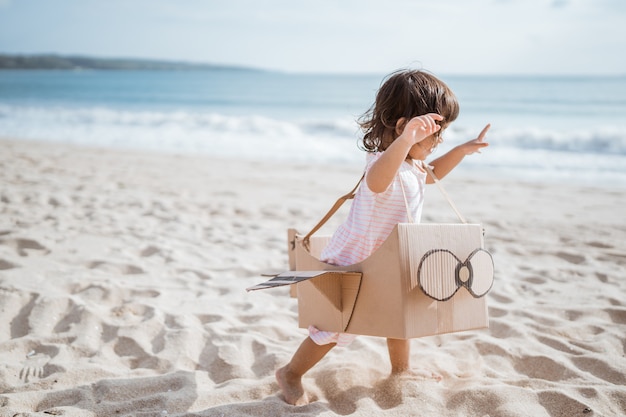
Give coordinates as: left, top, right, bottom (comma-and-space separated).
309, 152, 427, 346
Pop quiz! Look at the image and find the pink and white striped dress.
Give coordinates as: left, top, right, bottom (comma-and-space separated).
309, 152, 427, 346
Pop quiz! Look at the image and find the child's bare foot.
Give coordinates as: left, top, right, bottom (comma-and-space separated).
391, 368, 442, 382
276, 366, 309, 405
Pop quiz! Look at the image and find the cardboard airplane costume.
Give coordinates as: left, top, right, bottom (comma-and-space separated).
248, 166, 494, 339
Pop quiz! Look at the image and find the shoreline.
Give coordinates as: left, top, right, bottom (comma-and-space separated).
0, 137, 625, 416
4, 136, 626, 191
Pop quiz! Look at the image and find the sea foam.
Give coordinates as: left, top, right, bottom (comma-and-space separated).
1, 104, 626, 185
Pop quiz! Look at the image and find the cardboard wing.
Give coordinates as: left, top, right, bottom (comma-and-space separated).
247, 270, 363, 332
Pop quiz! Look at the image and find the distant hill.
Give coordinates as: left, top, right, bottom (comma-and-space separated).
0, 54, 260, 71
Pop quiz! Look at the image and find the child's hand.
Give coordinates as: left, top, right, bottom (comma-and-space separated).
402, 113, 444, 145
458, 124, 490, 155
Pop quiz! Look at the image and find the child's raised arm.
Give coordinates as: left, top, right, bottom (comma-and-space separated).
366, 113, 443, 193
428, 124, 490, 183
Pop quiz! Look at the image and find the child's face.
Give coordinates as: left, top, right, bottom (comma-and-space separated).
407, 131, 444, 160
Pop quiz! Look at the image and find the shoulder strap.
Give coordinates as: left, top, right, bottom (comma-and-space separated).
301, 161, 468, 249
302, 174, 364, 249
422, 162, 467, 224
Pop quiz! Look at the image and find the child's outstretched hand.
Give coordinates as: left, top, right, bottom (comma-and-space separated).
458, 124, 490, 155
402, 113, 444, 144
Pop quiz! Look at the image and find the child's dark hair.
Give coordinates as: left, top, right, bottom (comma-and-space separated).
359, 69, 460, 152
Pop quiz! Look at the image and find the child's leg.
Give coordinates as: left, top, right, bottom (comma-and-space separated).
387, 338, 411, 374
276, 337, 336, 405
386, 338, 442, 380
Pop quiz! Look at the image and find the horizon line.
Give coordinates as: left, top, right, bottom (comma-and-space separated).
1, 52, 625, 78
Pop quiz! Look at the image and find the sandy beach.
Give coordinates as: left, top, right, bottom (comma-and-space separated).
0, 137, 624, 417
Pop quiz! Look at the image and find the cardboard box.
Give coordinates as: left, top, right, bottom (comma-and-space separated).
249, 223, 494, 339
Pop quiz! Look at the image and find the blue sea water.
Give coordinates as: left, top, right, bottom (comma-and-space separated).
1, 69, 625, 186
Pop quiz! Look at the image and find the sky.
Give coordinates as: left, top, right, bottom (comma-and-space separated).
0, 0, 625, 75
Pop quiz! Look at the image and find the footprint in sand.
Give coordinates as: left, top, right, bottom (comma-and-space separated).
586, 240, 613, 249
523, 276, 547, 285
605, 307, 626, 324
555, 251, 586, 265
86, 260, 144, 275
0, 238, 50, 257
538, 391, 593, 417
514, 354, 577, 382
19, 351, 51, 383
571, 356, 626, 385
489, 293, 514, 304
0, 258, 19, 270
595, 272, 609, 283
140, 245, 161, 257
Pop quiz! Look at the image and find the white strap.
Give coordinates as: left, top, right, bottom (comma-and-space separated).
399, 161, 467, 224
422, 162, 467, 224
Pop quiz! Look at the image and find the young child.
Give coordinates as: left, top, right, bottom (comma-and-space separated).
276, 69, 491, 406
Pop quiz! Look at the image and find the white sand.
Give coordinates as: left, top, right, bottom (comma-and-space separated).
0, 138, 624, 417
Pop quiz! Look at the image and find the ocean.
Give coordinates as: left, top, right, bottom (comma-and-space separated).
1, 69, 625, 187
